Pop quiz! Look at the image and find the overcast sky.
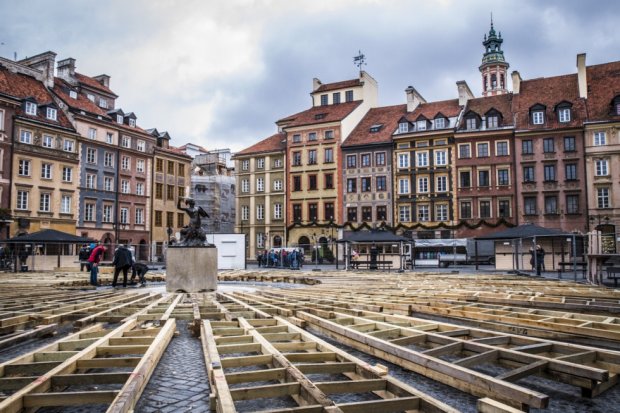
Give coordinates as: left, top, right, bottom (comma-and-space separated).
2, 0, 619, 152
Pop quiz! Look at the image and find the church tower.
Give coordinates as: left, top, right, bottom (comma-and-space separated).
479, 19, 509, 96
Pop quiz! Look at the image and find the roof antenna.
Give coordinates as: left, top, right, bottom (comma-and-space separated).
353, 50, 366, 73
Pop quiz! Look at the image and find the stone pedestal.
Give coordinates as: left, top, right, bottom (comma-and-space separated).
166, 246, 217, 292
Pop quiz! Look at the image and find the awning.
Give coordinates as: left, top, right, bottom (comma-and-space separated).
475, 223, 571, 240
7, 229, 95, 244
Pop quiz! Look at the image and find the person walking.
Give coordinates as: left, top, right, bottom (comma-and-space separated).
88, 244, 107, 286
78, 244, 91, 272
536, 244, 546, 276
112, 244, 133, 288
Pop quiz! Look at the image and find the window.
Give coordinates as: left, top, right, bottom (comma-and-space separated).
88, 128, 97, 140
434, 117, 446, 129
347, 154, 357, 168
418, 205, 430, 221
155, 183, 163, 199
106, 132, 113, 144
595, 159, 609, 176
361, 207, 372, 221
522, 140, 533, 155
466, 117, 477, 130
417, 177, 429, 193
99, 98, 107, 108
104, 152, 114, 167
460, 202, 472, 219
375, 152, 386, 166
167, 161, 174, 174
361, 153, 371, 167
273, 159, 282, 169
61, 195, 71, 214
332, 92, 341, 104
178, 213, 185, 227
487, 115, 498, 128
377, 206, 387, 221
135, 208, 144, 225
435, 151, 447, 166
86, 148, 96, 164
293, 204, 302, 222
63, 139, 74, 152
376, 176, 386, 191
156, 159, 164, 172
324, 130, 334, 139
398, 122, 409, 134
459, 171, 471, 188
308, 203, 318, 221
478, 170, 490, 187
347, 178, 357, 193
16, 190, 28, 210
324, 203, 334, 221
498, 200, 510, 218
545, 196, 558, 214
477, 143, 489, 157
544, 164, 556, 181
41, 163, 52, 179
121, 156, 130, 170
273, 179, 283, 191
241, 160, 249, 170
293, 152, 302, 166
154, 210, 162, 226
417, 120, 427, 131
167, 185, 174, 200
565, 163, 577, 180
293, 176, 301, 191
121, 208, 129, 224
477, 200, 490, 218
257, 158, 265, 169
42, 134, 53, 148
325, 173, 333, 189
136, 182, 144, 195
564, 136, 576, 152
398, 153, 409, 168
308, 150, 317, 164
361, 177, 372, 192
257, 233, 264, 249
18, 159, 30, 176
348, 207, 358, 222
496, 141, 509, 156
497, 169, 509, 186
458, 144, 471, 158
436, 204, 448, 221
20, 130, 32, 144
543, 138, 555, 153
532, 110, 544, 125
597, 188, 610, 208
62, 166, 72, 182
345, 90, 354, 102
121, 136, 130, 148
25, 101, 37, 115
121, 180, 130, 194
320, 94, 328, 106
566, 195, 579, 214
256, 177, 264, 192
324, 148, 333, 163
104, 176, 113, 192
308, 175, 317, 190
137, 140, 145, 152
558, 108, 571, 123
398, 179, 409, 194
84, 203, 95, 221
399, 206, 410, 222
274, 203, 283, 219
256, 204, 264, 220
436, 175, 447, 192
178, 186, 185, 198
416, 152, 428, 167
523, 166, 535, 182
241, 205, 249, 221
594, 131, 607, 146
69, 90, 77, 99
87, 94, 95, 102
166, 212, 173, 227
292, 134, 301, 143
308, 132, 317, 141
524, 197, 537, 215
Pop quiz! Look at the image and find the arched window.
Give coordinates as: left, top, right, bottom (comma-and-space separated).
491, 74, 497, 89
298, 236, 311, 252
273, 235, 282, 248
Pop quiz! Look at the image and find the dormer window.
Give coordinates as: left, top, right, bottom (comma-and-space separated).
117, 115, 123, 124
320, 94, 328, 106
69, 90, 78, 99
558, 108, 571, 122
487, 115, 498, 128
434, 118, 446, 129
613, 96, 620, 115
25, 101, 37, 116
398, 122, 409, 134
46, 107, 57, 121
416, 120, 427, 131
129, 118, 136, 127
99, 99, 108, 109
532, 111, 544, 124
87, 94, 95, 102
314, 113, 326, 120
369, 124, 383, 133
466, 117, 478, 130
345, 90, 354, 102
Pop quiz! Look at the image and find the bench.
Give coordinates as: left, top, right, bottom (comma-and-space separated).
351, 260, 393, 272
607, 267, 620, 287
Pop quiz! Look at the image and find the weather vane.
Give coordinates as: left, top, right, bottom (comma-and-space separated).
353, 50, 366, 71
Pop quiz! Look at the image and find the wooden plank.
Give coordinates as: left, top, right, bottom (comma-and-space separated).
496, 360, 548, 382
225, 368, 286, 384
23, 390, 119, 407
337, 396, 420, 413
76, 357, 141, 369
51, 372, 131, 386
229, 382, 300, 401
220, 354, 273, 368
477, 397, 524, 413
316, 378, 386, 394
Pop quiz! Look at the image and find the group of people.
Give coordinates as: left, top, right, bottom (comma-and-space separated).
79, 243, 149, 288
256, 249, 304, 269
529, 244, 546, 275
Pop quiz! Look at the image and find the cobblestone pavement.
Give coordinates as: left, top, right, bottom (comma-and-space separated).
135, 320, 211, 413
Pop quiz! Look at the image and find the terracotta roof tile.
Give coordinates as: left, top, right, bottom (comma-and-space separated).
53, 77, 110, 118
279, 100, 362, 128
343, 104, 407, 147
512, 73, 586, 130
155, 145, 193, 159
178, 143, 209, 153
0, 67, 74, 130
235, 132, 286, 156
75, 72, 117, 96
404, 99, 462, 122
458, 94, 514, 129
314, 78, 361, 93
585, 60, 620, 122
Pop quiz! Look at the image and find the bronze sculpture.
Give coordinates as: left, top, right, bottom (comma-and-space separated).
176, 198, 210, 246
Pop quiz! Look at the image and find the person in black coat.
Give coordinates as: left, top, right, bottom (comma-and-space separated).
78, 244, 91, 272
130, 262, 149, 286
112, 244, 133, 288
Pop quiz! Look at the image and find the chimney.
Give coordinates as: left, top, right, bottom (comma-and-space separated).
312, 77, 322, 92
577, 53, 587, 99
18, 51, 56, 88
57, 58, 76, 81
511, 71, 522, 94
456, 81, 474, 106
93, 74, 110, 89
405, 86, 426, 112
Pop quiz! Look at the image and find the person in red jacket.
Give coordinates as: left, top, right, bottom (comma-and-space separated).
88, 244, 107, 286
